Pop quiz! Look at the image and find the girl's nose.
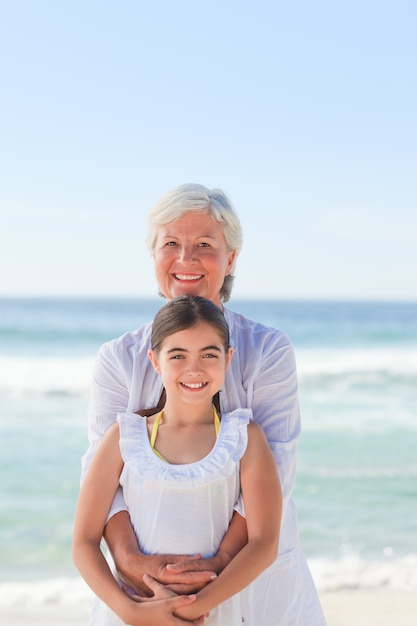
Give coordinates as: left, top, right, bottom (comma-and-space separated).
186, 358, 203, 375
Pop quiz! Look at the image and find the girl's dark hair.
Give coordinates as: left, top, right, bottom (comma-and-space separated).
151, 296, 230, 354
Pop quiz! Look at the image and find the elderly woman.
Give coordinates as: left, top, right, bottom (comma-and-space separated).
83, 184, 326, 625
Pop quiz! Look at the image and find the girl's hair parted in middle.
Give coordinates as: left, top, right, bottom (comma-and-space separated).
151, 295, 230, 354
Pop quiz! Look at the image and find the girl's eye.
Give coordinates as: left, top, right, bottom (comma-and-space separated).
170, 354, 184, 360
203, 353, 217, 359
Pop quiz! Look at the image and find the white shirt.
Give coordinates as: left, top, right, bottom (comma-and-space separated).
83, 306, 326, 625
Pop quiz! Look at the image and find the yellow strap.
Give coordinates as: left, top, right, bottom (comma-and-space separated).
213, 405, 220, 436
150, 410, 163, 449
151, 405, 220, 462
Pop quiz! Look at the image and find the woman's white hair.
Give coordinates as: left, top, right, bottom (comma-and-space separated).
145, 183, 243, 302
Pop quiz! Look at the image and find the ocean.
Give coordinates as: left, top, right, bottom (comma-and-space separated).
1, 297, 416, 608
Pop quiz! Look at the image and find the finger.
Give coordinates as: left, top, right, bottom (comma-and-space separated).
165, 553, 202, 565
171, 593, 197, 608
142, 573, 162, 590
142, 573, 175, 599
165, 568, 217, 583
165, 559, 215, 579
182, 553, 203, 562
166, 560, 217, 575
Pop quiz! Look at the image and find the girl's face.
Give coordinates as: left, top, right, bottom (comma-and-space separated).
148, 321, 233, 407
153, 211, 236, 307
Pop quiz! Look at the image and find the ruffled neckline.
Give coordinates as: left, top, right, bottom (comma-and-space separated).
118, 408, 252, 486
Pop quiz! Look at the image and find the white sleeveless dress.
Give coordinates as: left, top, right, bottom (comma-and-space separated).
89, 408, 252, 626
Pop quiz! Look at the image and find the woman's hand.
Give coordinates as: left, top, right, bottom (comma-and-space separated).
121, 551, 218, 596
105, 509, 247, 595
164, 553, 226, 593
104, 511, 217, 595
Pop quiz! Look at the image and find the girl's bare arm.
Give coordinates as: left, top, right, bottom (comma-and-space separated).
72, 425, 201, 625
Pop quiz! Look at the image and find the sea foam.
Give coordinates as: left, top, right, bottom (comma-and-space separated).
309, 554, 417, 592
1, 346, 416, 397
0, 356, 94, 397
1, 555, 416, 608
0, 576, 93, 608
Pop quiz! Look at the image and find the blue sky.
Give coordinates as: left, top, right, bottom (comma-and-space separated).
1, 0, 416, 300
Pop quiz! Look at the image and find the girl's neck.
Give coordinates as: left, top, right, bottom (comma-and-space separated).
160, 399, 216, 426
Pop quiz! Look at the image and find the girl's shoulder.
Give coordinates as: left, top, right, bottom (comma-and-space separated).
246, 420, 267, 439
242, 422, 275, 469
101, 421, 121, 444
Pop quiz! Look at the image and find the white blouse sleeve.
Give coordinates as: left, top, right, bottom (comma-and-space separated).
252, 331, 300, 520
81, 339, 130, 517
225, 311, 301, 527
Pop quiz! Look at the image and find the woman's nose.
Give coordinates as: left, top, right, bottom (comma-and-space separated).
179, 244, 196, 263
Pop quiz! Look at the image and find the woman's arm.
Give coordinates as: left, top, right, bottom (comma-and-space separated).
72, 425, 202, 626
104, 511, 221, 596
176, 422, 282, 620
104, 493, 248, 596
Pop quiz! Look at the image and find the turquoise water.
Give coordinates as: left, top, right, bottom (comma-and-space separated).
1, 297, 416, 597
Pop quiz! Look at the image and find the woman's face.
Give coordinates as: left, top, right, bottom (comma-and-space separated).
153, 211, 236, 307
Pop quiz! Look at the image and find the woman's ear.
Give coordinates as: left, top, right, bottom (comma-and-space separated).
225, 249, 237, 276
148, 348, 160, 373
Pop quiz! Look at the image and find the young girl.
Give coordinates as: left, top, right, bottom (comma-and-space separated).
72, 295, 282, 625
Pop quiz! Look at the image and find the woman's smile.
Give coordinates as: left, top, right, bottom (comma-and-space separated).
174, 273, 204, 281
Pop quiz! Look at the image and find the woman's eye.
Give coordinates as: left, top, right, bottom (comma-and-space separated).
165, 241, 178, 247
198, 242, 210, 247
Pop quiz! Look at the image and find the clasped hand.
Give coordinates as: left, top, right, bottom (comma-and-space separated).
119, 552, 219, 597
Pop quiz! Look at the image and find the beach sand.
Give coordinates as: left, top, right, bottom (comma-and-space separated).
320, 590, 417, 625
2, 590, 417, 625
